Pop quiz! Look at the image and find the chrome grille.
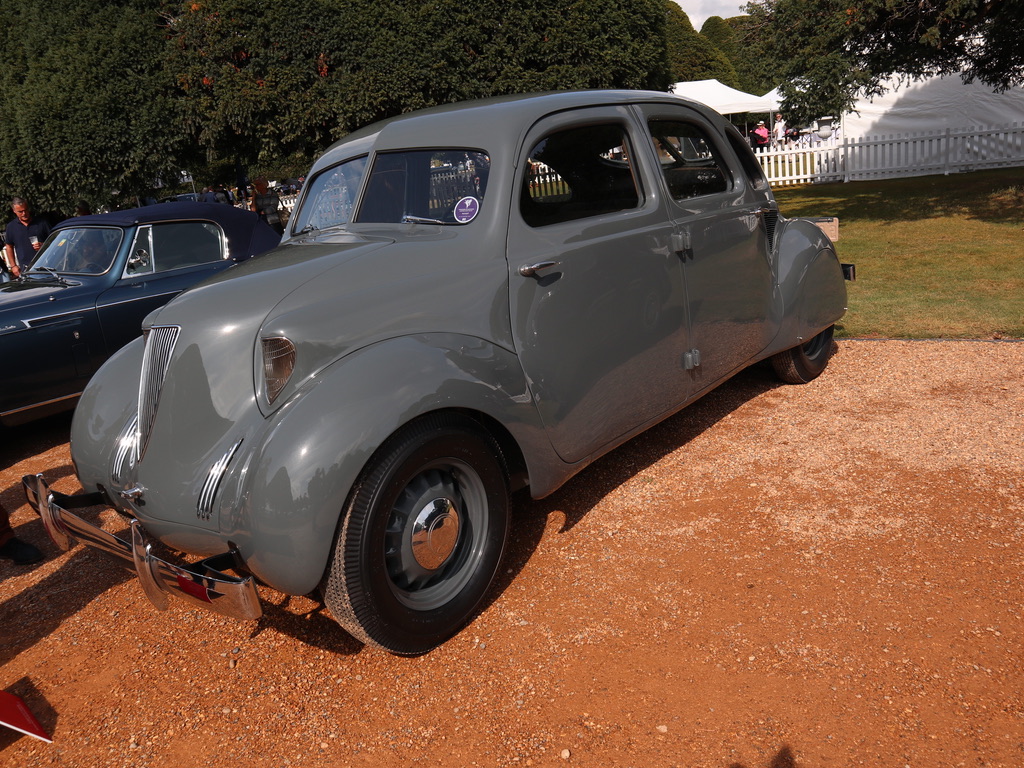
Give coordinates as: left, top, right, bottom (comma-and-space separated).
111, 414, 140, 485
197, 439, 243, 520
762, 210, 779, 252
136, 325, 180, 462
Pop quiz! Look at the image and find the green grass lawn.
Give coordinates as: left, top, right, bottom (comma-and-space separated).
773, 167, 1024, 338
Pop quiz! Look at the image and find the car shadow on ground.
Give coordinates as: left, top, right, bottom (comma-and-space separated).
247, 364, 783, 656
1, 411, 140, 668
0, 412, 73, 468
0, 522, 133, 668
729, 744, 797, 768
491, 362, 783, 609
0, 365, 783, 659
248, 592, 364, 656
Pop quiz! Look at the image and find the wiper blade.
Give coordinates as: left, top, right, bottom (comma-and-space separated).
26, 267, 70, 285
294, 224, 320, 236
401, 215, 444, 225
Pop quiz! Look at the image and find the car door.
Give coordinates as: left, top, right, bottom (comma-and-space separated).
637, 104, 779, 392
96, 220, 231, 355
508, 106, 688, 464
0, 282, 106, 422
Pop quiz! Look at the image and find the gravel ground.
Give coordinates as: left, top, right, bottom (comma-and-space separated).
1, 340, 1022, 768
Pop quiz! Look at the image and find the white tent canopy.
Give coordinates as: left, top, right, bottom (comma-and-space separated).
760, 87, 782, 109
842, 74, 1024, 139
670, 79, 778, 115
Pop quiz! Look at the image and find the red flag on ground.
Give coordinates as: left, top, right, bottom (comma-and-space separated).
0, 690, 52, 743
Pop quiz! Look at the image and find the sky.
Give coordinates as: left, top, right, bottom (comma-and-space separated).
674, 0, 747, 30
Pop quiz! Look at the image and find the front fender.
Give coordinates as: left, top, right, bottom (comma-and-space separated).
218, 333, 549, 596
71, 336, 144, 491
770, 218, 847, 352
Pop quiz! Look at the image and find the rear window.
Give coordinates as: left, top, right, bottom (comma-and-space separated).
725, 125, 770, 191
647, 120, 730, 200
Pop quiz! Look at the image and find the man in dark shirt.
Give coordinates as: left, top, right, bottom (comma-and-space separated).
3, 197, 51, 279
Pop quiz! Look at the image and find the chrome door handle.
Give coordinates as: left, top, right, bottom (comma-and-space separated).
518, 260, 560, 277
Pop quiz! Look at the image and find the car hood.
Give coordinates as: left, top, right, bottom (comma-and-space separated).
126, 233, 395, 526
125, 226, 510, 532
0, 275, 106, 336
143, 224, 507, 409
141, 231, 396, 415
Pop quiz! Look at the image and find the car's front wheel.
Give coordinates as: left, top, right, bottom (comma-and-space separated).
770, 324, 835, 383
321, 413, 510, 655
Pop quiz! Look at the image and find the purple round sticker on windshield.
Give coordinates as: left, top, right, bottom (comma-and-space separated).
453, 197, 480, 223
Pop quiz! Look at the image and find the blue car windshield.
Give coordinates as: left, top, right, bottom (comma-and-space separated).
31, 227, 123, 275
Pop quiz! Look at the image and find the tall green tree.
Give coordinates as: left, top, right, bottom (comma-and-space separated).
700, 15, 771, 96
0, 1, 183, 213
663, 1, 738, 86
396, 0, 672, 105
743, 0, 1024, 127
163, 0, 348, 176
1, 0, 679, 208
165, 0, 674, 178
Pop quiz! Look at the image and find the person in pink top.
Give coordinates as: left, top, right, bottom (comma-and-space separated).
753, 120, 770, 147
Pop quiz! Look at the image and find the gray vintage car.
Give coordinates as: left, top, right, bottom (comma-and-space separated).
25, 90, 848, 655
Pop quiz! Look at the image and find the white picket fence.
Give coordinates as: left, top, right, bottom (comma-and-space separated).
757, 122, 1024, 186
262, 124, 1023, 213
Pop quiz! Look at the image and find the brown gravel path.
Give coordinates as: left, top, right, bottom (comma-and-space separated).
1, 340, 1022, 768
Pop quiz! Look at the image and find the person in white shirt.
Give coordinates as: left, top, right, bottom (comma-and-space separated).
772, 113, 787, 146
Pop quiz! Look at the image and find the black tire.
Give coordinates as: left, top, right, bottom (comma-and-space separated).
321, 413, 510, 655
770, 324, 835, 384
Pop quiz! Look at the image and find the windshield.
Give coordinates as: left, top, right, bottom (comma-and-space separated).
31, 227, 123, 275
290, 156, 368, 234
291, 149, 492, 234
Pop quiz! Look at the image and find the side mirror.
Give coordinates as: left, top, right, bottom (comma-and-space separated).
127, 248, 150, 273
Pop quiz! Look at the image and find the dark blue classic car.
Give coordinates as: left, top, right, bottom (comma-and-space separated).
0, 202, 280, 426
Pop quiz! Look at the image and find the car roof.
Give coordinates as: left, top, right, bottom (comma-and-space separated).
54, 201, 259, 230
311, 89, 719, 172
53, 202, 281, 261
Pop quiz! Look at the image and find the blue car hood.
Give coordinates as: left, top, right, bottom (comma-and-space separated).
0, 275, 105, 336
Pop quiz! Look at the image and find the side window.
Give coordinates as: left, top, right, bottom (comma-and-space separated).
356, 150, 489, 224
647, 120, 730, 201
149, 222, 224, 273
520, 123, 640, 227
725, 125, 770, 191
125, 226, 153, 276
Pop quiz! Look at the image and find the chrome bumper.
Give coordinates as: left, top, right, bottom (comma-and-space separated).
22, 474, 262, 621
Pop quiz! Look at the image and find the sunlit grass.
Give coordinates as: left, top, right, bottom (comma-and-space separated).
774, 168, 1024, 338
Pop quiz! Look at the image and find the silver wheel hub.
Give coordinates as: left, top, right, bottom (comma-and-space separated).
410, 497, 461, 570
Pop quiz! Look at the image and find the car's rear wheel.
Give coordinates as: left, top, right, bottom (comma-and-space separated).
770, 324, 835, 383
321, 413, 509, 655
